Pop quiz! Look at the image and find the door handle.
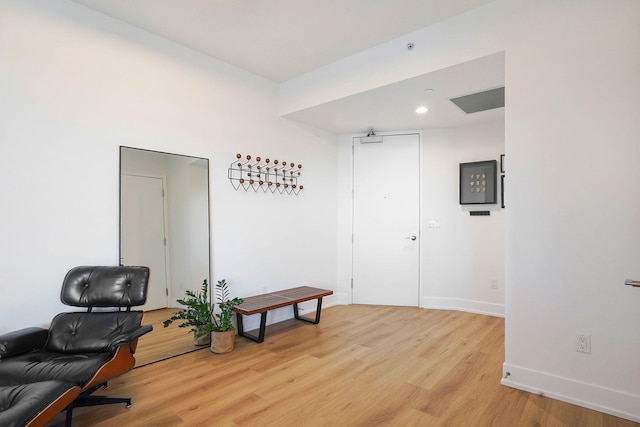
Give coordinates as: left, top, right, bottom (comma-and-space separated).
405, 235, 417, 241
625, 279, 640, 287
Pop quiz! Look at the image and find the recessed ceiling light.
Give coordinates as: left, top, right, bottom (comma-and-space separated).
424, 89, 434, 93
415, 106, 428, 114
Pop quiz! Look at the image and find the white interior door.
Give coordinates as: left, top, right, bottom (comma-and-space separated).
121, 174, 168, 311
352, 134, 420, 306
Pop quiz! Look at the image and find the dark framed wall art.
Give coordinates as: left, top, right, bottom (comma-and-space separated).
501, 174, 505, 208
459, 160, 497, 205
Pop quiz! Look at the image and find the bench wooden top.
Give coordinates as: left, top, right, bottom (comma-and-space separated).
232, 286, 333, 316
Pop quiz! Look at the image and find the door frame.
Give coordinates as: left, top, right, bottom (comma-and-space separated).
120, 172, 171, 309
350, 131, 423, 306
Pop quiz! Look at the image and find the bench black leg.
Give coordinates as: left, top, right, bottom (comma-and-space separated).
236, 312, 268, 343
293, 297, 324, 324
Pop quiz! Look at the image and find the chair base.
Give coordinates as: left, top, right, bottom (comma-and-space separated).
64, 385, 132, 427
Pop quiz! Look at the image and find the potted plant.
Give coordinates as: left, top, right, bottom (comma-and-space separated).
163, 279, 244, 353
163, 279, 214, 346
207, 279, 244, 353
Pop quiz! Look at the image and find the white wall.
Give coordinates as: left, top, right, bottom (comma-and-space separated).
503, 1, 640, 420
335, 134, 356, 303
290, 0, 640, 421
165, 155, 208, 299
337, 123, 505, 317
183, 159, 210, 296
422, 121, 505, 316
0, 0, 338, 332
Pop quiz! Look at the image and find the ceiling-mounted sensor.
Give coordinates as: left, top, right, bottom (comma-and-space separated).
407, 42, 414, 50
360, 135, 383, 143
360, 129, 383, 143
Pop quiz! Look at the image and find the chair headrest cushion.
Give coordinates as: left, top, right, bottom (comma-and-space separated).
47, 311, 144, 353
61, 266, 150, 307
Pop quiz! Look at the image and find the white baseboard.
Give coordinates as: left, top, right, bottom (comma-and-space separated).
502, 363, 640, 423
421, 296, 504, 317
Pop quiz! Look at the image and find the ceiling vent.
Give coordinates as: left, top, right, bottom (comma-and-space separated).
450, 86, 505, 114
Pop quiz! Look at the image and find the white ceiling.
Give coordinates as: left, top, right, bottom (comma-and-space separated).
284, 52, 505, 134
69, 0, 504, 133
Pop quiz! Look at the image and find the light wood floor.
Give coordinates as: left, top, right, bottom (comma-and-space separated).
48, 306, 637, 426
135, 308, 209, 367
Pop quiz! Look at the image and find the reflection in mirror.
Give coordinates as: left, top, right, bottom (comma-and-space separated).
119, 146, 211, 367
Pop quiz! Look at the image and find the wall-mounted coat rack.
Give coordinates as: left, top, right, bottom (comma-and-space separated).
228, 154, 304, 195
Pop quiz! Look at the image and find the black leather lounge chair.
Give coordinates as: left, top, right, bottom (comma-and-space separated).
0, 265, 152, 426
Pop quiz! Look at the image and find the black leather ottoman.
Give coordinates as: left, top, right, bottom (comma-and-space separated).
0, 380, 80, 427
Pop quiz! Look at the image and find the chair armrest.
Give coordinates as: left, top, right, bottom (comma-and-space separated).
0, 327, 48, 359
108, 325, 153, 353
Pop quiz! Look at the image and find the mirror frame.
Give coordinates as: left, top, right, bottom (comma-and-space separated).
119, 146, 212, 366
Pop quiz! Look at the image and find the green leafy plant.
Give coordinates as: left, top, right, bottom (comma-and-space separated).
210, 279, 244, 332
163, 279, 244, 337
163, 279, 213, 338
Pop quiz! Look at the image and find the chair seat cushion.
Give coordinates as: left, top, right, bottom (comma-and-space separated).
0, 351, 113, 387
0, 381, 78, 427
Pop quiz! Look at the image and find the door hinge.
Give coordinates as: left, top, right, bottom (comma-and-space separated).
351, 278, 353, 289
164, 237, 167, 246
166, 288, 169, 296
162, 189, 165, 197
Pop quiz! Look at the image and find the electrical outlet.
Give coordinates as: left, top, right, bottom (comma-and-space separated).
490, 278, 498, 289
576, 334, 591, 354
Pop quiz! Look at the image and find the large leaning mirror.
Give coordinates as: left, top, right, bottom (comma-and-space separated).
119, 146, 211, 367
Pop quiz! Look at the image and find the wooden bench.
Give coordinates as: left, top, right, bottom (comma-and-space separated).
232, 286, 333, 343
